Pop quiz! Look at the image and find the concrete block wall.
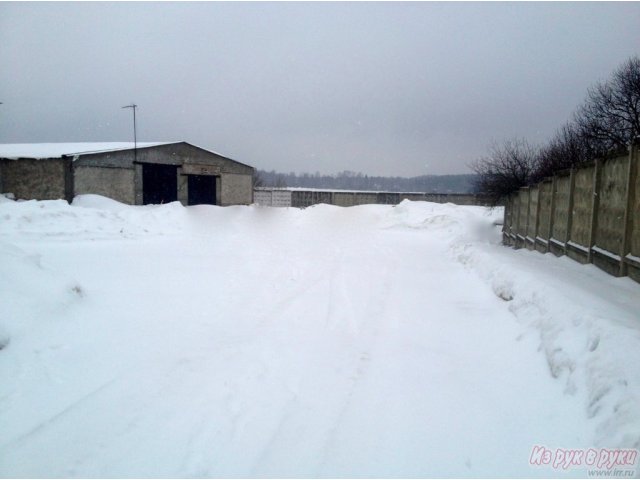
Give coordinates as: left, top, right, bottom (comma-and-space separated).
503, 143, 640, 283
220, 174, 253, 206
0, 158, 71, 201
74, 166, 135, 204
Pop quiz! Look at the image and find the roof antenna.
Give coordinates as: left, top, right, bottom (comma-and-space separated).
122, 103, 138, 163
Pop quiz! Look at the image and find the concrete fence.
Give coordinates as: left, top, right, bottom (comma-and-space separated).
255, 188, 493, 208
503, 143, 640, 283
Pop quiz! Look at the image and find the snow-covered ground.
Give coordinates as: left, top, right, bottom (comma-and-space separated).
0, 195, 638, 478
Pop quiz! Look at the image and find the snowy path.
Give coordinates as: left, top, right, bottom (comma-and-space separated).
0, 197, 638, 477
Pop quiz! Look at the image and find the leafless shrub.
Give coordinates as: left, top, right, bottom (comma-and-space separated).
471, 138, 540, 205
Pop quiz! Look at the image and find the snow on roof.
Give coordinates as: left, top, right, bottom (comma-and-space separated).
0, 142, 177, 160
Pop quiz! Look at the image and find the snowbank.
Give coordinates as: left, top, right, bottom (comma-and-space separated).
452, 238, 640, 450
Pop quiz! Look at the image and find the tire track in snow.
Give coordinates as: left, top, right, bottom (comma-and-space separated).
314, 239, 394, 476
0, 378, 116, 452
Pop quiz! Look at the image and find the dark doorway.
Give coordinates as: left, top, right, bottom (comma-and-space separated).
142, 164, 178, 205
188, 175, 216, 205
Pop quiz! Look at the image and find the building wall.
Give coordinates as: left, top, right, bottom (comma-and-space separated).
74, 142, 254, 206
0, 158, 71, 201
221, 174, 253, 206
74, 166, 135, 204
74, 143, 253, 173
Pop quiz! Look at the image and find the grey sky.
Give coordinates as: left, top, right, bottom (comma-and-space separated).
1, 2, 639, 176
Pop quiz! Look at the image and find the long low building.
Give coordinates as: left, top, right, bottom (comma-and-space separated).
0, 142, 255, 206
254, 187, 492, 208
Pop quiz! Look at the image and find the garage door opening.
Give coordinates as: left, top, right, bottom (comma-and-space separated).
188, 175, 217, 205
142, 164, 178, 205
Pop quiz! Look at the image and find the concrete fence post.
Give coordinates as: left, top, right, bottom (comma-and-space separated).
564, 168, 576, 255
620, 143, 638, 276
588, 159, 602, 264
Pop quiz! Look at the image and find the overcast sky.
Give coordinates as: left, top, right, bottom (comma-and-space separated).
1, 2, 639, 176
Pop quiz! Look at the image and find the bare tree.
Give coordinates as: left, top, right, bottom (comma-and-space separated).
471, 138, 539, 205
531, 122, 586, 183
575, 56, 640, 154
274, 175, 287, 188
253, 170, 265, 188
473, 57, 640, 202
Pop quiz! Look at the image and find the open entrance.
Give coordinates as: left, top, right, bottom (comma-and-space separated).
142, 164, 178, 205
188, 175, 217, 205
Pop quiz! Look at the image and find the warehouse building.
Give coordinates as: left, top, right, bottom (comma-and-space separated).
0, 142, 254, 206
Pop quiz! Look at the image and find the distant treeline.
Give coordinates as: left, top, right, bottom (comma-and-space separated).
256, 170, 478, 194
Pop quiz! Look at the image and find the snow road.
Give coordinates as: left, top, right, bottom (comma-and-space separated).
0, 196, 638, 477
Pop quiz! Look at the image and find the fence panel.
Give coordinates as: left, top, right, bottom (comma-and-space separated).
516, 188, 529, 247
550, 173, 571, 254
254, 190, 273, 206
567, 165, 595, 263
526, 186, 538, 249
592, 154, 629, 274
627, 146, 640, 281
536, 180, 552, 252
272, 190, 292, 207
354, 193, 379, 205
502, 195, 514, 245
502, 145, 639, 283
291, 191, 314, 208
510, 194, 520, 246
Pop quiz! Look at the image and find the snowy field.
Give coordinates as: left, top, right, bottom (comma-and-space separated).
0, 195, 639, 478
